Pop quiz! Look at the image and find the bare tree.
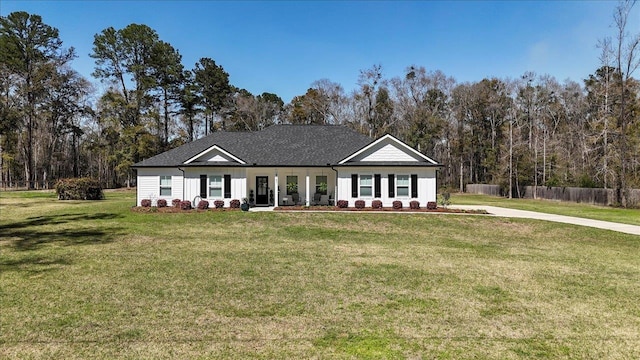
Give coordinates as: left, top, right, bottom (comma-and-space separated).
612, 0, 640, 206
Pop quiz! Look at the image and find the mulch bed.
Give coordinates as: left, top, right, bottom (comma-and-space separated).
274, 206, 488, 214
131, 206, 488, 214
131, 206, 241, 213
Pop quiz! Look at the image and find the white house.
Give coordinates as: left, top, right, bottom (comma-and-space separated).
132, 125, 440, 208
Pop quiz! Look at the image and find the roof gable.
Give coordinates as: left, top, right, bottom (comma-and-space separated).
183, 145, 246, 164
339, 134, 438, 165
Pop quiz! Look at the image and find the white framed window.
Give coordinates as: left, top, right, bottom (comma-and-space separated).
159, 176, 172, 196
360, 175, 372, 197
397, 175, 410, 197
209, 175, 222, 198
315, 175, 327, 195
286, 175, 298, 195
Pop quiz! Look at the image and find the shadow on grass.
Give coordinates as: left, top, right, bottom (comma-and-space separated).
0, 254, 72, 275
0, 212, 123, 251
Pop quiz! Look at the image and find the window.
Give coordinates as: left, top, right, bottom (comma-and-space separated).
397, 175, 410, 197
315, 175, 327, 195
159, 176, 171, 196
286, 175, 298, 195
360, 175, 372, 197
209, 176, 222, 198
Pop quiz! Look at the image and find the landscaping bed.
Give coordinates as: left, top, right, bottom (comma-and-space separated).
131, 206, 240, 213
274, 205, 488, 214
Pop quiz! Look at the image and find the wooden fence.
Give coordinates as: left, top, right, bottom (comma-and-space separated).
465, 184, 503, 196
465, 184, 640, 207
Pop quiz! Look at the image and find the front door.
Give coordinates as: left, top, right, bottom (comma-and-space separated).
256, 176, 269, 205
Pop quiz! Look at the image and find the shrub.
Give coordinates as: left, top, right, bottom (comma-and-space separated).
427, 201, 437, 210
141, 199, 152, 207
55, 177, 103, 200
371, 200, 383, 209
392, 200, 403, 210
336, 200, 348, 208
172, 199, 181, 208
354, 200, 365, 209
157, 199, 167, 208
197, 200, 209, 210
230, 199, 240, 208
410, 200, 420, 209
214, 200, 224, 208
438, 192, 451, 208
180, 200, 192, 210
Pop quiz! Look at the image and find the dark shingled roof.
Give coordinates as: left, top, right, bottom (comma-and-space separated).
335, 161, 439, 167
132, 125, 375, 168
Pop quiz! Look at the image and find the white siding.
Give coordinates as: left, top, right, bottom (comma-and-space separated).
136, 168, 183, 206
337, 167, 437, 207
351, 138, 421, 162
137, 165, 437, 209
183, 168, 246, 207
189, 148, 233, 163
359, 143, 418, 162
207, 154, 228, 162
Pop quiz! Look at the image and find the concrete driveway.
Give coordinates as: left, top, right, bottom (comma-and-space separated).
450, 205, 640, 236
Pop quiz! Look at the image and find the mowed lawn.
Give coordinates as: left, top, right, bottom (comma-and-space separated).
1, 190, 639, 359
451, 193, 640, 226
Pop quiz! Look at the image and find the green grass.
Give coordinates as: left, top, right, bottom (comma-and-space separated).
1, 190, 639, 358
451, 193, 640, 226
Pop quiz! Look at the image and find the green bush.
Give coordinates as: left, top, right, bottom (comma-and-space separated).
55, 178, 104, 200
438, 192, 451, 208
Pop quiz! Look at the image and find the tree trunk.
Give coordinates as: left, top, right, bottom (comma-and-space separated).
459, 158, 463, 192
509, 120, 513, 199
164, 88, 169, 149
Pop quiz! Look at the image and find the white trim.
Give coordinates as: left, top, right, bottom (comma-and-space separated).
184, 145, 246, 165
338, 134, 438, 165
305, 173, 310, 206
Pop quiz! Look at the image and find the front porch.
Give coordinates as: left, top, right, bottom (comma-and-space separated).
246, 167, 336, 207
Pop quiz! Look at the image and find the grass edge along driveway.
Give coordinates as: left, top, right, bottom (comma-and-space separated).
451, 193, 640, 226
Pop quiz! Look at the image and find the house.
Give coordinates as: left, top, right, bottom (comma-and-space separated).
132, 125, 441, 208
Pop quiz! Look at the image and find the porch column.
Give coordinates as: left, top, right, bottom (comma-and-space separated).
305, 172, 310, 206
274, 170, 278, 207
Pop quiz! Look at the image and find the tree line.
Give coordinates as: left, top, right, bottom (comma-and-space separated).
1, 2, 639, 206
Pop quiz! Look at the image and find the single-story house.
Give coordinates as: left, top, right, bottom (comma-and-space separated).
132, 125, 441, 208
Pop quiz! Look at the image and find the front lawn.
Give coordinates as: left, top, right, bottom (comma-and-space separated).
1, 190, 639, 359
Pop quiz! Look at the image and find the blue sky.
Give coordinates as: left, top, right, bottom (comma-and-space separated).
2, 1, 639, 103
